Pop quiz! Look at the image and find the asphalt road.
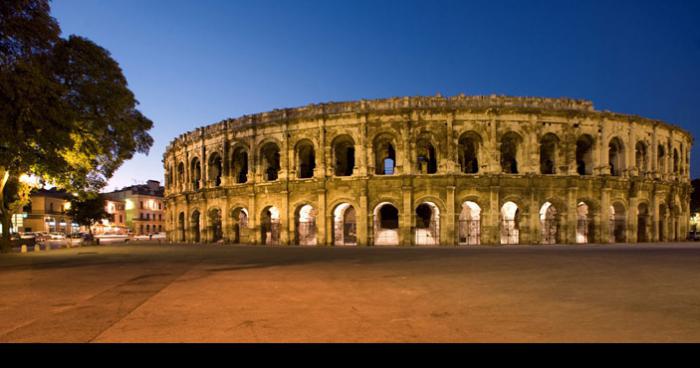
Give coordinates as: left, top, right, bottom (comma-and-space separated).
1, 242, 700, 342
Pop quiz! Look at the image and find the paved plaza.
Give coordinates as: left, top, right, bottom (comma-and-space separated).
1, 243, 700, 342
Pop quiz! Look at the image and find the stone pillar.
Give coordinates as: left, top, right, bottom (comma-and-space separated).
486, 186, 500, 245
249, 193, 258, 245
566, 185, 578, 244
446, 185, 456, 245
401, 180, 413, 246
600, 188, 612, 244
358, 187, 369, 246
281, 190, 290, 245
629, 197, 639, 243
317, 188, 327, 246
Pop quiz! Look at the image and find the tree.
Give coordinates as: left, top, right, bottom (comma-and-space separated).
0, 0, 153, 251
66, 193, 108, 237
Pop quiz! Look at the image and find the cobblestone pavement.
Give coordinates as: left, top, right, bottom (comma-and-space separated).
1, 242, 700, 342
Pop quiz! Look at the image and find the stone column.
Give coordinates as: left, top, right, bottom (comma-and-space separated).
446, 184, 456, 246
317, 188, 327, 246
401, 180, 413, 246
358, 187, 369, 246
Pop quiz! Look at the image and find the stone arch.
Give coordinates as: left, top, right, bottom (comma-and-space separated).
373, 201, 400, 246
459, 200, 482, 245
208, 152, 223, 187
658, 202, 668, 242
230, 145, 249, 184
576, 134, 595, 175
414, 201, 440, 245
177, 162, 185, 189
259, 141, 281, 181
657, 144, 667, 174
609, 137, 625, 176
610, 201, 627, 243
207, 207, 223, 242
637, 202, 650, 242
177, 211, 185, 242
191, 157, 202, 190
229, 207, 248, 244
635, 141, 649, 174
190, 209, 201, 243
576, 201, 594, 244
500, 201, 520, 245
500, 131, 522, 174
415, 135, 438, 174
457, 131, 482, 174
539, 133, 559, 175
295, 139, 316, 179
294, 203, 318, 245
673, 148, 680, 175
331, 134, 355, 177
373, 133, 398, 175
332, 202, 357, 246
260, 206, 280, 245
540, 201, 560, 244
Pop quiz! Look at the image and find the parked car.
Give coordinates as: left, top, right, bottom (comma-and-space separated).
95, 234, 129, 244
67, 233, 85, 247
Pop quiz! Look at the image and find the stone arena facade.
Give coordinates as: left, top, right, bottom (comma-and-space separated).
162, 95, 692, 246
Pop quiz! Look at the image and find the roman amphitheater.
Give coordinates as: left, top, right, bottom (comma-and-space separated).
163, 95, 692, 246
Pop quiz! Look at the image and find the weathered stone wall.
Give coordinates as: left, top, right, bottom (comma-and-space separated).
162, 95, 693, 246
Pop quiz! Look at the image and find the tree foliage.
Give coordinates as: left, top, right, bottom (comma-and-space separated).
66, 193, 108, 233
0, 0, 154, 251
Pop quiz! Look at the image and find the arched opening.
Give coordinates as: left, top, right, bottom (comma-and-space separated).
333, 135, 355, 177
373, 202, 399, 245
191, 210, 201, 243
576, 202, 593, 244
500, 132, 520, 174
166, 165, 173, 189
610, 203, 627, 243
416, 138, 437, 174
658, 204, 667, 242
191, 158, 202, 190
415, 202, 440, 245
459, 201, 481, 245
260, 206, 280, 245
635, 142, 648, 174
500, 201, 520, 245
178, 212, 185, 242
458, 132, 480, 174
609, 138, 625, 176
637, 203, 650, 242
657, 145, 666, 174
333, 203, 356, 246
295, 204, 317, 246
576, 135, 594, 175
296, 140, 316, 179
177, 162, 185, 189
208, 153, 223, 187
673, 148, 679, 175
208, 208, 223, 243
539, 134, 558, 175
260, 143, 281, 181
374, 135, 396, 175
231, 147, 248, 184
230, 207, 248, 244
540, 202, 559, 244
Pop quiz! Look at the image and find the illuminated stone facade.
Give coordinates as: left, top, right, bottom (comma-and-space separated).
163, 95, 692, 246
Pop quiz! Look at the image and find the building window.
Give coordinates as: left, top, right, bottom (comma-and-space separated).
140, 201, 144, 209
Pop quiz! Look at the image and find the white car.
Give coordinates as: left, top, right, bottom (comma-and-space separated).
95, 234, 130, 244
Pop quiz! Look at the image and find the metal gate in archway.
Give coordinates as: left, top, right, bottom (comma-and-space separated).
296, 220, 317, 246
542, 219, 558, 244
501, 219, 519, 245
458, 220, 480, 245
415, 219, 439, 245
262, 220, 280, 245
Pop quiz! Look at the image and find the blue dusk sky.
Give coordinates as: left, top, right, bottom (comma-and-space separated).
50, 0, 700, 190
